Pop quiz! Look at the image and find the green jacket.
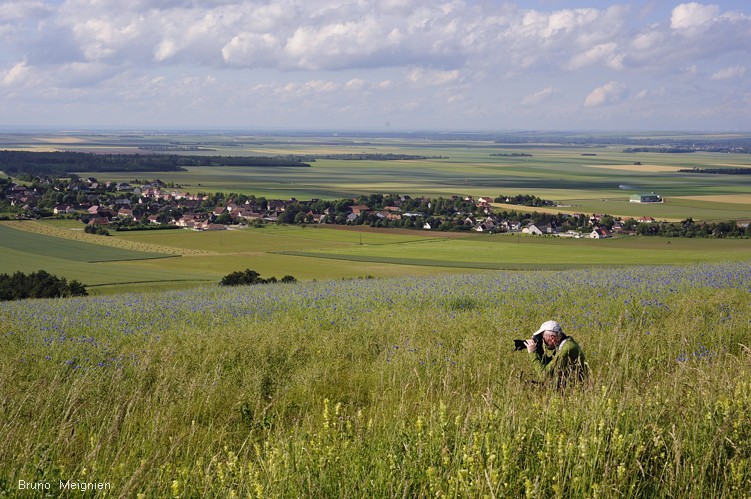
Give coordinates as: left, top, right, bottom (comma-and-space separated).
529, 336, 587, 388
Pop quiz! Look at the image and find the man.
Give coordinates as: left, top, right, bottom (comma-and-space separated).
524, 320, 587, 388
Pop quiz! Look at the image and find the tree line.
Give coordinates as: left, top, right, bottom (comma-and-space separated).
0, 151, 310, 176
0, 270, 87, 301
678, 168, 751, 175
493, 194, 554, 207
629, 218, 750, 238
219, 269, 297, 286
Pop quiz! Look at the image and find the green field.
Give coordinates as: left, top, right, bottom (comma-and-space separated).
1, 221, 748, 294
0, 223, 479, 293
0, 224, 168, 262
280, 234, 751, 269
0, 223, 217, 291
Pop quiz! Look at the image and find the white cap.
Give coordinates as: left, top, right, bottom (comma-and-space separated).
533, 320, 563, 337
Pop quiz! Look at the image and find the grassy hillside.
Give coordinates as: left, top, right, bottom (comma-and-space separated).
2, 264, 750, 496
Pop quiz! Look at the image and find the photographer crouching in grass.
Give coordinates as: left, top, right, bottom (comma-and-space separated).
519, 320, 588, 389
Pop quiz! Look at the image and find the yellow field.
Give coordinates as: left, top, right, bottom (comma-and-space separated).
673, 194, 751, 204
246, 147, 367, 155
0, 146, 60, 152
583, 164, 686, 173
33, 136, 88, 144
0, 220, 216, 256
490, 202, 684, 222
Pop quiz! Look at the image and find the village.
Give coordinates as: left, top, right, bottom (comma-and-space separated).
3, 175, 745, 238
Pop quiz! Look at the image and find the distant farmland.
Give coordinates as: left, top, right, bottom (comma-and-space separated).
20, 132, 743, 222
1, 132, 749, 294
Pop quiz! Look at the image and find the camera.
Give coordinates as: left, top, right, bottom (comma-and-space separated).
514, 335, 543, 355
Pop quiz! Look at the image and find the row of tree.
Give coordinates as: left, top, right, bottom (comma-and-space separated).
0, 151, 310, 176
678, 168, 751, 175
493, 194, 554, 207
0, 270, 87, 301
632, 219, 750, 238
219, 269, 296, 286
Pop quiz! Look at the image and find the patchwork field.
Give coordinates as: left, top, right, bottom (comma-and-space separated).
6, 132, 741, 221
1, 132, 750, 294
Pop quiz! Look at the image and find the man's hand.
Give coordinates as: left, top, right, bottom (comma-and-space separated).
524, 338, 537, 353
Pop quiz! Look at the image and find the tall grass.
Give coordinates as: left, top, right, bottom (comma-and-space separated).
1, 264, 750, 497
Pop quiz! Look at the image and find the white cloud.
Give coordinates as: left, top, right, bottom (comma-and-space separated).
567, 42, 622, 70
633, 86, 665, 100
0, 1, 52, 22
521, 87, 558, 106
710, 65, 746, 80
630, 30, 662, 51
2, 1, 751, 129
3, 1, 746, 75
2, 61, 30, 86
273, 79, 341, 99
222, 33, 281, 67
406, 68, 461, 87
584, 81, 625, 107
671, 3, 720, 30
154, 39, 178, 62
70, 17, 142, 62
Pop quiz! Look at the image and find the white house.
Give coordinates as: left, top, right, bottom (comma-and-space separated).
589, 228, 611, 239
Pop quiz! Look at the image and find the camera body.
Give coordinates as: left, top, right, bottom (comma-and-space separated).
514, 334, 543, 355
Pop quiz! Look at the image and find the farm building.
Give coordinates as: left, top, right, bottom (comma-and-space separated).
630, 193, 663, 203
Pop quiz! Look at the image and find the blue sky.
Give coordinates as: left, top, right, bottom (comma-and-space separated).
1, 1, 749, 130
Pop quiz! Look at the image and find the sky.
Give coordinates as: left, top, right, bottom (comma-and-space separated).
1, 0, 749, 131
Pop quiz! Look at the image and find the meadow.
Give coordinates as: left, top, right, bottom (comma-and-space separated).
1, 263, 750, 496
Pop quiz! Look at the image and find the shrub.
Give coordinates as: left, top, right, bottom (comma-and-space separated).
219, 269, 296, 286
